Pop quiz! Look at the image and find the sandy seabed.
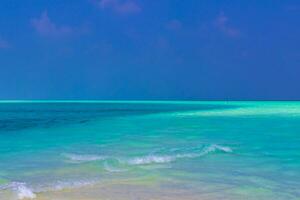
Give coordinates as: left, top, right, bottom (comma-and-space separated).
35, 184, 210, 200
2, 181, 222, 200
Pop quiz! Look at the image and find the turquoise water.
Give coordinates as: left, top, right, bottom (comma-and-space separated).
0, 101, 300, 199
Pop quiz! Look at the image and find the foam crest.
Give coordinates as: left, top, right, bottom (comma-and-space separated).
203, 144, 233, 154
127, 144, 232, 165
63, 153, 106, 163
128, 155, 175, 165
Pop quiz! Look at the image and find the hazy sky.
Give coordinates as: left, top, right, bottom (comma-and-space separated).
0, 0, 299, 100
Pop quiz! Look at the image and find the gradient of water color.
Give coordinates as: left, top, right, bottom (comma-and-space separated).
0, 101, 299, 200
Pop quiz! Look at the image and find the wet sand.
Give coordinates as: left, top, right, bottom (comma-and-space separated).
35, 183, 211, 200
8, 178, 221, 200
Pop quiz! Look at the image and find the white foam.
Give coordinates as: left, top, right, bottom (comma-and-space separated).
16, 184, 36, 199
0, 179, 98, 199
128, 155, 175, 165
0, 182, 36, 199
127, 144, 232, 165
63, 153, 106, 163
203, 144, 233, 154
50, 180, 96, 191
62, 145, 232, 167
29, 179, 98, 193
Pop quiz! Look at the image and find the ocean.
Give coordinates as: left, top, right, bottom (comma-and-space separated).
0, 101, 299, 199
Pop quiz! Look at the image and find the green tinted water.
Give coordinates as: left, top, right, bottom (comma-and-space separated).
0, 101, 299, 199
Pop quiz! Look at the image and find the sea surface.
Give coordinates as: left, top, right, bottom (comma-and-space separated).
0, 101, 299, 200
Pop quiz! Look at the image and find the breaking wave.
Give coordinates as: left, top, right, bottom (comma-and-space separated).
0, 179, 98, 199
127, 144, 232, 165
0, 182, 36, 199
127, 155, 175, 165
62, 144, 232, 166
62, 153, 107, 163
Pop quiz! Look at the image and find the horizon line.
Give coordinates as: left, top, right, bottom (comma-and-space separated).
0, 100, 299, 103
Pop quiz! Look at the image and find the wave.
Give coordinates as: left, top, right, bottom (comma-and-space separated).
62, 153, 107, 163
62, 144, 232, 166
127, 144, 232, 165
0, 179, 98, 199
63, 153, 128, 172
103, 161, 127, 172
127, 155, 175, 165
43, 180, 97, 191
203, 144, 232, 154
0, 182, 36, 199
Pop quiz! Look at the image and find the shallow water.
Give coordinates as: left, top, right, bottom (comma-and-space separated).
0, 101, 299, 199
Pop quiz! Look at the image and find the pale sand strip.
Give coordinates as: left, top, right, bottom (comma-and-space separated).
33, 182, 216, 200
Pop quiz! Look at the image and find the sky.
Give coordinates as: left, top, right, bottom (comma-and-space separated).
0, 0, 299, 100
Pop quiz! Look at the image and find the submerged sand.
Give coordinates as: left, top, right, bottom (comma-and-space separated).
35, 184, 283, 200
5, 178, 225, 200
34, 183, 212, 200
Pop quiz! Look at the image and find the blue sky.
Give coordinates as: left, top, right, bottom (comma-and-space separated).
0, 0, 299, 100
